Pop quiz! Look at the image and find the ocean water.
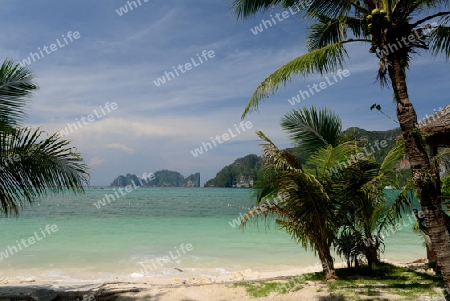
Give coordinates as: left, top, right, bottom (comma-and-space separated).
0, 188, 425, 282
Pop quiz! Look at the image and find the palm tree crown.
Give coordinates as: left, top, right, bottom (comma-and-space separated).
232, 0, 450, 289
0, 59, 89, 216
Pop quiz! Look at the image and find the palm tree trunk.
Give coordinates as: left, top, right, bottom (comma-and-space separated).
364, 243, 380, 270
388, 54, 450, 290
426, 242, 439, 272
318, 249, 337, 280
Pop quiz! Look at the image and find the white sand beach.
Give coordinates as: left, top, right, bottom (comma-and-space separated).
0, 259, 441, 301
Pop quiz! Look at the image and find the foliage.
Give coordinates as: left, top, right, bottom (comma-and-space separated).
334, 228, 365, 268
340, 127, 401, 163
110, 170, 200, 187
0, 59, 89, 216
240, 107, 413, 275
110, 173, 141, 187
281, 106, 342, 155
234, 263, 447, 300
0, 59, 38, 131
206, 127, 412, 188
326, 263, 448, 301
232, 0, 450, 287
232, 282, 292, 297
150, 170, 185, 187
442, 176, 450, 196
204, 154, 262, 187
234, 1, 450, 118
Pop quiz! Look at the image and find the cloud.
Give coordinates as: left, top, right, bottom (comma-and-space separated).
4, 0, 447, 186
105, 143, 135, 154
89, 157, 104, 166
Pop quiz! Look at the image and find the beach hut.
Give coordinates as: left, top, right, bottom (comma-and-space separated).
417, 105, 450, 270
419, 104, 450, 158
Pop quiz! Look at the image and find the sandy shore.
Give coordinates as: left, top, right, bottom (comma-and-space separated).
0, 276, 336, 301
0, 259, 433, 301
0, 281, 335, 301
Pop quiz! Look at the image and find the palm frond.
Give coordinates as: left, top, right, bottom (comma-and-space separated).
251, 130, 338, 252
250, 167, 280, 203
242, 43, 349, 118
257, 130, 303, 171
0, 128, 90, 216
232, 0, 298, 20
377, 188, 414, 232
276, 170, 336, 250
378, 139, 406, 184
308, 14, 367, 51
331, 159, 381, 201
0, 59, 38, 131
393, 0, 448, 20
305, 141, 358, 180
429, 25, 450, 59
306, 0, 354, 18
281, 106, 342, 153
240, 203, 291, 228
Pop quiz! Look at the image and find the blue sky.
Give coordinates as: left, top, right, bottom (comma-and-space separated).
1, 0, 448, 186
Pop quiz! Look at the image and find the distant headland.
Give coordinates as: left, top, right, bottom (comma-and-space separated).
110, 170, 200, 187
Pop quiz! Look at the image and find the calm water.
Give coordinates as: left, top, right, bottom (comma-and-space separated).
0, 188, 425, 282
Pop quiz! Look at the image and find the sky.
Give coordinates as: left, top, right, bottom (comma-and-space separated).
1, 0, 448, 186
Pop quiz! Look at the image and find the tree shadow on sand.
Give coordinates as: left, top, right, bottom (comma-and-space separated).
0, 285, 167, 301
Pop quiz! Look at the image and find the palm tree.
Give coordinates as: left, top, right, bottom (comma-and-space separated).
242, 130, 355, 279
242, 106, 411, 278
233, 0, 450, 288
0, 59, 89, 216
331, 151, 414, 270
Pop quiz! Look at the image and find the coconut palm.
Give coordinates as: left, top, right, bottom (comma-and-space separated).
331, 152, 415, 270
242, 130, 356, 279
0, 58, 89, 216
242, 108, 355, 279
233, 0, 450, 287
242, 106, 412, 277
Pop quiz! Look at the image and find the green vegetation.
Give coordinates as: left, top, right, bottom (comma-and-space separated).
149, 170, 185, 187
206, 128, 412, 188
232, 282, 286, 297
326, 263, 447, 301
442, 176, 450, 196
233, 0, 450, 289
0, 59, 89, 216
233, 263, 448, 300
110, 170, 200, 187
340, 127, 400, 163
204, 154, 262, 187
240, 107, 413, 279
111, 173, 141, 187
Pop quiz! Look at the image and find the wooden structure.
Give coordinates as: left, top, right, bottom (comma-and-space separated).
419, 105, 450, 210
419, 104, 450, 157
417, 105, 450, 270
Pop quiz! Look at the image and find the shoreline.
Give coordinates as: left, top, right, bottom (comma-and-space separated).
0, 258, 436, 301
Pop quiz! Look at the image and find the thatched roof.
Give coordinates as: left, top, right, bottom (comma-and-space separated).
419, 105, 450, 137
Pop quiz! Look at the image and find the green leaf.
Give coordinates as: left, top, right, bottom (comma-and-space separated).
0, 128, 90, 216
242, 43, 349, 118
281, 106, 342, 153
307, 14, 366, 51
0, 59, 38, 131
429, 26, 450, 59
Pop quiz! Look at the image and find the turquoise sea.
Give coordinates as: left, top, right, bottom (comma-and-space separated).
0, 188, 425, 282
